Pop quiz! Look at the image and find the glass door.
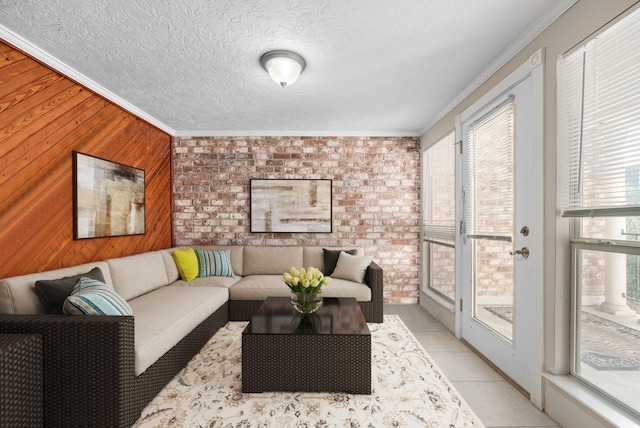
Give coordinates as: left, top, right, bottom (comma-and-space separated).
459, 53, 543, 402
465, 100, 516, 342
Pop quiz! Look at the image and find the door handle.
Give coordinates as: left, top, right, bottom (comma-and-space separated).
510, 247, 529, 258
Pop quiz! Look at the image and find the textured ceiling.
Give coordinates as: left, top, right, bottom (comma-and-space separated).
0, 0, 571, 136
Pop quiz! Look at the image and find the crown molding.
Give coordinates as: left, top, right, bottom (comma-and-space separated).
0, 25, 176, 136
172, 130, 421, 138
419, 0, 579, 136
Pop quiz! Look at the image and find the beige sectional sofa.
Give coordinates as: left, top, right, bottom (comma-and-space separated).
0, 245, 383, 428
196, 246, 382, 323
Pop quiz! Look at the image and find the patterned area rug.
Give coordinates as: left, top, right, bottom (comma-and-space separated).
484, 306, 640, 371
133, 315, 484, 427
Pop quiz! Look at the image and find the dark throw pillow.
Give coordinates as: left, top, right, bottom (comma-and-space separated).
322, 248, 357, 276
35, 267, 105, 314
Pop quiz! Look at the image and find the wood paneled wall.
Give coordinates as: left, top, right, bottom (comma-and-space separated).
0, 41, 172, 278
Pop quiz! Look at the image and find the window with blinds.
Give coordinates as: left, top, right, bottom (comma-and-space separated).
465, 100, 515, 242
562, 5, 640, 218
423, 131, 456, 301
423, 131, 456, 247
558, 3, 640, 418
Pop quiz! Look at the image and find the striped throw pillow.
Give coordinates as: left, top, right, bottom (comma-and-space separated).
195, 249, 234, 277
63, 277, 133, 316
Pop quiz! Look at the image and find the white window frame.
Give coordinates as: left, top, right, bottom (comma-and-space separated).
558, 2, 640, 417
422, 131, 456, 304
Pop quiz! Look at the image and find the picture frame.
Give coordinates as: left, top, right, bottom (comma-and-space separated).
73, 151, 145, 239
250, 179, 332, 233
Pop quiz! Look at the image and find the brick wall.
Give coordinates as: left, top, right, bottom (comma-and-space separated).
172, 136, 421, 304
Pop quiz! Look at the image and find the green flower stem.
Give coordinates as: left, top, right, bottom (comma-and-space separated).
289, 288, 323, 314
300, 292, 316, 313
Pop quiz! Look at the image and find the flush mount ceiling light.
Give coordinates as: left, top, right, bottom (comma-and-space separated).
260, 50, 306, 88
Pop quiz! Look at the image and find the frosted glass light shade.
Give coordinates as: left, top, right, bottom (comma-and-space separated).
260, 50, 306, 88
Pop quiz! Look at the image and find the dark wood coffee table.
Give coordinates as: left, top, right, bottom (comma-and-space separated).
241, 296, 371, 394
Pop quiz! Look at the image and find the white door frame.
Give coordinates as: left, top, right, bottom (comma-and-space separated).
454, 49, 544, 409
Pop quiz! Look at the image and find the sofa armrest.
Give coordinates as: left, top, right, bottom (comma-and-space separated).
362, 262, 384, 322
0, 314, 135, 428
364, 261, 383, 296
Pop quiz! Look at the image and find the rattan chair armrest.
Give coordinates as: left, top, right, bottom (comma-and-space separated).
0, 314, 135, 427
364, 261, 383, 299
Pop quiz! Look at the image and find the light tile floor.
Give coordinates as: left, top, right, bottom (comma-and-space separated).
385, 304, 561, 428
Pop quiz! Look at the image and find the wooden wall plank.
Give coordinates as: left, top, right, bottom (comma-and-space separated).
0, 41, 172, 278
1, 97, 108, 190
1, 83, 87, 140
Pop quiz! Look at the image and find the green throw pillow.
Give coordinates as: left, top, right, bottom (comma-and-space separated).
63, 277, 133, 316
195, 249, 234, 277
173, 247, 199, 281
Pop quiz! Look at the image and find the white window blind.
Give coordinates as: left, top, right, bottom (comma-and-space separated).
423, 132, 456, 246
465, 101, 514, 240
562, 6, 640, 217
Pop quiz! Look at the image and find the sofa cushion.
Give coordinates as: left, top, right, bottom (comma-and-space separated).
159, 248, 181, 283
63, 277, 133, 316
107, 251, 170, 301
195, 249, 234, 277
0, 261, 113, 315
332, 252, 373, 283
193, 246, 244, 276
35, 267, 106, 314
229, 275, 293, 300
320, 278, 371, 301
243, 246, 303, 276
172, 247, 199, 282
173, 275, 241, 289
229, 275, 371, 301
322, 248, 357, 275
128, 285, 228, 376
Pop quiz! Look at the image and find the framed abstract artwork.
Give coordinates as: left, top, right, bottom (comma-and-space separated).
73, 151, 145, 239
250, 179, 332, 233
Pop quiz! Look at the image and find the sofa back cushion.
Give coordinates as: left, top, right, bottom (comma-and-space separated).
0, 261, 112, 314
159, 248, 181, 283
107, 251, 169, 301
243, 246, 303, 276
